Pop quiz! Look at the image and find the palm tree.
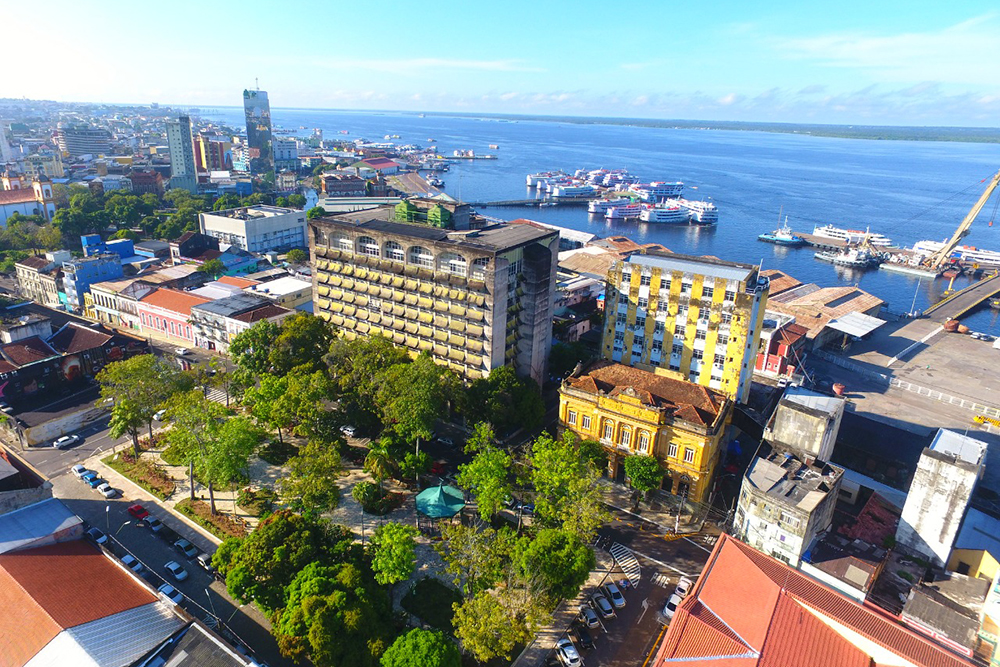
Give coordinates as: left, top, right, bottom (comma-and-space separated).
364, 439, 395, 495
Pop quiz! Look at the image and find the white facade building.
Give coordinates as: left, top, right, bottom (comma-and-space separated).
199, 205, 306, 253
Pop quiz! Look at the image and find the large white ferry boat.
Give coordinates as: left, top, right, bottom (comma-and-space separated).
813, 224, 894, 247
630, 181, 684, 201
606, 203, 646, 219
587, 197, 634, 214
677, 199, 718, 225
551, 183, 597, 198
526, 171, 567, 187
911, 240, 1000, 266
639, 203, 691, 224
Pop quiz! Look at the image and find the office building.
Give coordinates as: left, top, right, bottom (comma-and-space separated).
62, 254, 124, 311
601, 250, 769, 403
55, 123, 111, 157
559, 360, 731, 501
165, 115, 197, 193
199, 205, 307, 253
242, 89, 273, 176
193, 134, 232, 172
310, 210, 558, 383
273, 137, 298, 172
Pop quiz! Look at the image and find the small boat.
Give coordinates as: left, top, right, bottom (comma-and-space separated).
814, 247, 883, 268
539, 202, 557, 208
759, 219, 805, 246
489, 144, 499, 149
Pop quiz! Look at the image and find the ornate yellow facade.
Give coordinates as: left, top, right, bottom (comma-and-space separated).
559, 360, 732, 503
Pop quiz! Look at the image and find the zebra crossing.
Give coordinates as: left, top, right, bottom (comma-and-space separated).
204, 388, 229, 404
609, 542, 641, 587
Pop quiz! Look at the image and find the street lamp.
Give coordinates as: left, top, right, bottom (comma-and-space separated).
226, 603, 246, 624
205, 588, 219, 622
115, 520, 131, 535
105, 505, 110, 531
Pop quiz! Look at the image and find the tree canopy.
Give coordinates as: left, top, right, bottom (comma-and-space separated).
369, 522, 419, 586
456, 423, 513, 521
529, 431, 608, 541
97, 354, 189, 454
624, 454, 664, 495
279, 439, 342, 516
515, 528, 594, 601
380, 629, 460, 667
466, 366, 544, 435
375, 353, 459, 445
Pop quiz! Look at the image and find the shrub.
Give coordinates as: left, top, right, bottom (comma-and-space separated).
237, 486, 278, 517
102, 453, 174, 500
258, 440, 297, 466
175, 498, 247, 539
160, 444, 185, 466
351, 481, 403, 515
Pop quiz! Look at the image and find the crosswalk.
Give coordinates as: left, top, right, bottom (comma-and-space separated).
204, 388, 229, 404
609, 542, 641, 587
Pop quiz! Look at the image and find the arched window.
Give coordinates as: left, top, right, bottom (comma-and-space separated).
358, 236, 379, 257
384, 240, 404, 261
619, 427, 632, 448
409, 245, 434, 268
471, 257, 490, 280
329, 233, 352, 253
315, 229, 329, 246
602, 420, 614, 442
438, 252, 467, 277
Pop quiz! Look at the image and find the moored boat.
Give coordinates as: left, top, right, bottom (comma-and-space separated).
639, 203, 691, 224
759, 222, 804, 246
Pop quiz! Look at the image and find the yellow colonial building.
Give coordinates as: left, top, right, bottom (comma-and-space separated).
602, 250, 769, 404
559, 360, 732, 503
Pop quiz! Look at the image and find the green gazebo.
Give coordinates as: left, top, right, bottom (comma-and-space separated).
415, 483, 466, 519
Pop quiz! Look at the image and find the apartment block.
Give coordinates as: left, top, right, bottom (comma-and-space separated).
309, 211, 558, 383
559, 360, 731, 502
199, 205, 306, 253
601, 250, 769, 403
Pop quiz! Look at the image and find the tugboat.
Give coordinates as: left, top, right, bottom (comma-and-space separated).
814, 246, 884, 268
759, 219, 805, 246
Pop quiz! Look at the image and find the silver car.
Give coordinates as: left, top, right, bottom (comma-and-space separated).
603, 582, 626, 609
591, 592, 615, 619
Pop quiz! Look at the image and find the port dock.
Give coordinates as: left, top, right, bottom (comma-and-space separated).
468, 199, 592, 208
791, 231, 849, 251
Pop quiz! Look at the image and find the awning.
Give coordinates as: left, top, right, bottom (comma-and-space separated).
826, 312, 886, 338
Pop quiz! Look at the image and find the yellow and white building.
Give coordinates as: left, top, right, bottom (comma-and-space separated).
602, 251, 769, 404
309, 210, 558, 383
559, 360, 732, 502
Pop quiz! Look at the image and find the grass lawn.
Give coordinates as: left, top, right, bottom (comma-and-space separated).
103, 453, 174, 500
401, 577, 463, 633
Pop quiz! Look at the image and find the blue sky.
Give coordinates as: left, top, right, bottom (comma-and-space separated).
6, 0, 999, 125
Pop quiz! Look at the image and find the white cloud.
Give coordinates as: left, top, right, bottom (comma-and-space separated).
776, 14, 1000, 86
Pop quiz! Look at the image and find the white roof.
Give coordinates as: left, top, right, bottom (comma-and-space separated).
955, 507, 1000, 553
245, 276, 311, 297
521, 221, 595, 245
783, 386, 844, 416
930, 428, 986, 466
627, 253, 755, 282
0, 498, 81, 555
826, 311, 886, 338
25, 602, 183, 667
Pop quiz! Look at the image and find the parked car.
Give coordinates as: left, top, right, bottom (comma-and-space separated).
175, 347, 189, 356
174, 538, 199, 559
121, 554, 144, 574
554, 637, 581, 667
578, 605, 600, 628
71, 464, 89, 478
53, 434, 81, 449
146, 516, 164, 533
96, 482, 117, 499
86, 476, 106, 489
590, 592, 615, 619
674, 576, 694, 599
81, 471, 98, 485
158, 583, 184, 604
153, 409, 167, 421
195, 552, 215, 574
663, 593, 683, 621
164, 560, 188, 581
574, 624, 594, 650
436, 436, 454, 447
603, 582, 626, 609
128, 504, 150, 520
86, 527, 108, 545
0, 402, 12, 414
340, 425, 356, 438
157, 526, 179, 544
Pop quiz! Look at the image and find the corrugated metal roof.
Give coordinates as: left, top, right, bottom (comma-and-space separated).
0, 498, 81, 555
628, 252, 755, 282
825, 311, 886, 338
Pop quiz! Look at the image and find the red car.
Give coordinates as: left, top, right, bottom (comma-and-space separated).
128, 504, 149, 520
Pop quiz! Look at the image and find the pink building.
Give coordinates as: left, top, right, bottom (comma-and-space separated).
136, 288, 211, 344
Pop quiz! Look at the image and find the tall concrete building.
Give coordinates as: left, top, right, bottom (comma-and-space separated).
165, 116, 197, 193
55, 123, 111, 157
601, 251, 768, 403
309, 208, 558, 383
0, 122, 13, 164
896, 429, 986, 566
199, 205, 306, 253
242, 89, 273, 177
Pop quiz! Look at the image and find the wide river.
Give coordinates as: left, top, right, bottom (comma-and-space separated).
207, 108, 1000, 333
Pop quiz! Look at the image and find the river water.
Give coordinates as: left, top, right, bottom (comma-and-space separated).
208, 108, 1000, 333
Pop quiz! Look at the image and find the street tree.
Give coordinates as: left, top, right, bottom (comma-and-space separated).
213, 510, 357, 612
307, 205, 327, 219
466, 365, 544, 435
229, 319, 280, 382
270, 312, 334, 376
624, 454, 664, 497
369, 522, 418, 587
376, 353, 458, 450
529, 431, 608, 541
279, 439, 342, 515
456, 424, 513, 521
451, 584, 547, 664
364, 438, 396, 493
325, 334, 410, 433
272, 561, 392, 667
516, 528, 595, 601
436, 524, 519, 596
380, 629, 460, 667
97, 354, 189, 454
285, 248, 307, 264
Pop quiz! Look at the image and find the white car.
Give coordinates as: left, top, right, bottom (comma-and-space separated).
71, 464, 89, 478
603, 582, 626, 609
158, 583, 184, 605
96, 482, 117, 499
165, 560, 188, 581
674, 576, 694, 599
663, 592, 683, 621
52, 434, 81, 449
121, 554, 144, 574
175, 347, 189, 356
340, 425, 356, 438
555, 637, 581, 667
153, 409, 167, 421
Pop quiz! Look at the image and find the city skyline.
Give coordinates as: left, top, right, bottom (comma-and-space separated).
3, 1, 999, 126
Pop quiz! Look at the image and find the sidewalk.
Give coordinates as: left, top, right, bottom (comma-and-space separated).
511, 549, 618, 667
600, 480, 703, 535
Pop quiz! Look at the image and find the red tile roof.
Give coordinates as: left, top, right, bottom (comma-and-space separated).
231, 303, 291, 323
360, 157, 399, 169
46, 323, 113, 355
652, 535, 973, 667
139, 287, 211, 315
0, 189, 37, 205
0, 336, 58, 367
564, 360, 726, 426
0, 540, 157, 667
14, 256, 51, 271
217, 275, 260, 288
